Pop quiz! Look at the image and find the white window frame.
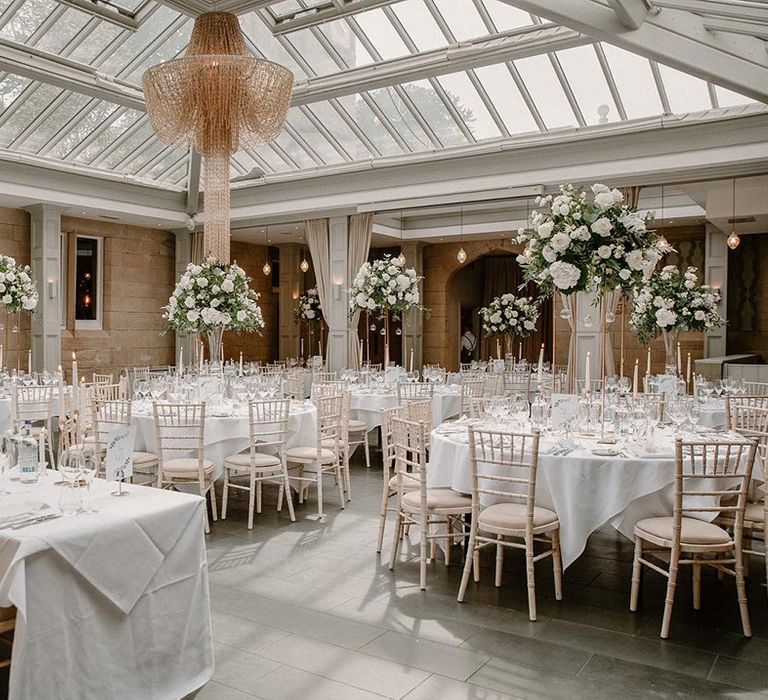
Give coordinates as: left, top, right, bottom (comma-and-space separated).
74, 235, 104, 331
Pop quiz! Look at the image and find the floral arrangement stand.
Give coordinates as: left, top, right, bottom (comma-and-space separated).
163, 257, 264, 370
0, 254, 38, 372
295, 287, 324, 362
478, 294, 540, 361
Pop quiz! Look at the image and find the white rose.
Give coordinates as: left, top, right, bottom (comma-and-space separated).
237, 310, 247, 322
23, 296, 37, 310
305, 309, 315, 319
626, 250, 645, 271
550, 232, 571, 253
542, 245, 557, 263
387, 295, 397, 305
591, 217, 613, 236
694, 310, 705, 321
591, 183, 610, 194
221, 279, 234, 293
655, 308, 677, 328
186, 310, 200, 322
548, 261, 581, 291
184, 296, 195, 308
619, 269, 631, 281
196, 277, 208, 288
537, 221, 554, 238
597, 245, 612, 259
524, 320, 535, 330
570, 225, 590, 241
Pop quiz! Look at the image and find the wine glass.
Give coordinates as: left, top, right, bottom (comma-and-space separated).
0, 436, 11, 496
78, 450, 98, 514
57, 450, 83, 516
667, 399, 688, 436
686, 397, 701, 432
512, 393, 529, 428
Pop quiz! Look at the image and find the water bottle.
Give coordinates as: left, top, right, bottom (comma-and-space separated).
530, 392, 548, 430
16, 421, 39, 485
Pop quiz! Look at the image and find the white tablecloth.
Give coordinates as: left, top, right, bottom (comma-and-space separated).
0, 476, 213, 700
131, 400, 317, 479
427, 424, 753, 569
349, 387, 461, 431
699, 399, 727, 429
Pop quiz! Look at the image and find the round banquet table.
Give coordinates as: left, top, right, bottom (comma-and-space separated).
349, 385, 461, 431
427, 421, 757, 570
131, 399, 317, 480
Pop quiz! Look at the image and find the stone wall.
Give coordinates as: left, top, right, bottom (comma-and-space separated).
0, 207, 31, 371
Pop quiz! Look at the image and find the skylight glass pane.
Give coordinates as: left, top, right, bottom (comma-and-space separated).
600, 44, 662, 119
74, 109, 143, 163
253, 144, 293, 173
20, 93, 92, 151
285, 28, 340, 77
124, 20, 192, 83
68, 22, 123, 63
402, 80, 468, 147
514, 55, 576, 129
167, 162, 188, 185
97, 121, 154, 168
286, 108, 345, 165
436, 72, 501, 140
354, 9, 410, 59
0, 84, 62, 146
715, 85, 755, 108
658, 64, 712, 114
393, 0, 448, 52
142, 148, 187, 179
123, 140, 167, 174
318, 19, 375, 69
366, 87, 434, 152
556, 46, 619, 125
335, 96, 404, 157
48, 102, 120, 159
0, 0, 56, 42
238, 13, 307, 79
304, 101, 373, 160
480, 0, 534, 31
274, 131, 317, 169
431, 0, 489, 41
474, 64, 539, 134
34, 7, 90, 53
0, 75, 31, 110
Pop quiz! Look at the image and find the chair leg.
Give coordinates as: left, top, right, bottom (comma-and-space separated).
660, 549, 680, 639
444, 518, 452, 567
376, 484, 390, 554
316, 463, 324, 518
282, 468, 296, 522
692, 554, 701, 611
495, 535, 504, 587
363, 432, 371, 469
335, 462, 346, 509
525, 534, 537, 622
343, 450, 352, 502
247, 472, 256, 530
735, 547, 752, 637
552, 529, 563, 601
420, 513, 429, 591
209, 482, 218, 522
221, 468, 230, 520
298, 465, 304, 503
457, 525, 476, 602
256, 479, 262, 514
630, 536, 643, 612
389, 512, 403, 570
472, 543, 481, 583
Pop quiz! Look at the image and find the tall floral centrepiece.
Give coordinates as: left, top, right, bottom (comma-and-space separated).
517, 183, 670, 295
164, 257, 264, 365
295, 288, 323, 324
0, 254, 38, 313
629, 265, 724, 374
479, 294, 539, 355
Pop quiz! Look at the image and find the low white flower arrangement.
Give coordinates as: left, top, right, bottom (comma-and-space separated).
516, 183, 671, 296
0, 254, 38, 313
295, 287, 323, 324
479, 294, 539, 337
163, 257, 264, 333
348, 254, 423, 318
629, 265, 724, 345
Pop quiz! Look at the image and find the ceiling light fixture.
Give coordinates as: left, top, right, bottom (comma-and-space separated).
300, 245, 310, 273
457, 205, 467, 264
263, 226, 271, 276
727, 177, 741, 250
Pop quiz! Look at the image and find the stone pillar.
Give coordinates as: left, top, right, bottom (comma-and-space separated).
277, 243, 302, 361
400, 242, 425, 371
174, 231, 192, 364
27, 204, 64, 372
327, 216, 349, 371
704, 224, 728, 357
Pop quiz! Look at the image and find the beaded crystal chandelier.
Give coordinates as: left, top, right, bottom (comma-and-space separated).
143, 12, 293, 263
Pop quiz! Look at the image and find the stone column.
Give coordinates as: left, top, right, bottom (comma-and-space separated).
27, 204, 64, 372
174, 231, 193, 365
704, 224, 728, 357
327, 216, 349, 371
277, 243, 302, 361
400, 242, 425, 371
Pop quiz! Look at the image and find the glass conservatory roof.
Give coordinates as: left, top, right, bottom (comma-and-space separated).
0, 0, 762, 189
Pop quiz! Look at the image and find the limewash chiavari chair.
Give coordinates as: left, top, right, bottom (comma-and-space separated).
92, 373, 113, 385
396, 381, 434, 403
153, 402, 217, 533
90, 398, 158, 485
57, 406, 86, 460
285, 393, 345, 518
285, 370, 307, 400
745, 382, 768, 397
221, 398, 295, 528
482, 374, 502, 397
12, 384, 55, 467
460, 377, 485, 415
469, 398, 485, 420
630, 436, 758, 638
457, 427, 562, 621
93, 382, 128, 401
389, 417, 472, 590
503, 370, 531, 397
133, 367, 151, 383
312, 384, 353, 500
314, 380, 372, 470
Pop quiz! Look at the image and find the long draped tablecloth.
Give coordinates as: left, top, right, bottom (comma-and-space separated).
349, 387, 461, 431
0, 476, 213, 700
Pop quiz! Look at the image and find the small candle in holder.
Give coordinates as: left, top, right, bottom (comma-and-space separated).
239, 351, 243, 375
677, 342, 682, 374
496, 338, 501, 360
686, 352, 691, 386
646, 347, 651, 375
585, 351, 591, 393
633, 358, 639, 399
537, 344, 545, 386
27, 349, 31, 375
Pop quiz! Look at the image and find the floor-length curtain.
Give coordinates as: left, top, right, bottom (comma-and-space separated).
191, 231, 204, 264
305, 218, 331, 362
621, 186, 641, 209
347, 213, 372, 369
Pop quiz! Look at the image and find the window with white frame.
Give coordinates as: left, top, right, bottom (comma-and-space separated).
74, 235, 103, 330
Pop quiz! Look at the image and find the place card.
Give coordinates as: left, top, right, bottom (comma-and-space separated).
105, 425, 136, 483
550, 393, 579, 429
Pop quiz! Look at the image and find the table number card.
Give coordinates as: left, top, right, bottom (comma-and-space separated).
550, 393, 579, 429
105, 426, 135, 482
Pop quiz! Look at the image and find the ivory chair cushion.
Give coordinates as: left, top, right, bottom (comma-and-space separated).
478, 502, 558, 532
285, 446, 337, 463
388, 473, 420, 490
744, 501, 766, 524
162, 458, 215, 477
224, 452, 281, 469
348, 420, 369, 433
401, 489, 471, 511
636, 516, 731, 546
133, 451, 158, 465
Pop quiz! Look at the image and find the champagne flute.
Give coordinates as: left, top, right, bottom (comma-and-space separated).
79, 450, 98, 514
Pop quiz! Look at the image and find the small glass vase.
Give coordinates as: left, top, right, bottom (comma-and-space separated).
207, 327, 224, 370
661, 328, 680, 376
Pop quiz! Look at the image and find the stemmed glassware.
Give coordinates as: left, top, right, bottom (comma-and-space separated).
667, 398, 688, 436
79, 450, 98, 514
58, 450, 83, 516
0, 436, 11, 496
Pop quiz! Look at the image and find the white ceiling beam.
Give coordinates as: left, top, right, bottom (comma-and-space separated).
291, 24, 588, 105
606, 0, 652, 29
54, 0, 139, 29
653, 0, 768, 23
152, 0, 283, 17
0, 39, 144, 110
702, 16, 768, 40
272, 0, 398, 34
500, 0, 768, 102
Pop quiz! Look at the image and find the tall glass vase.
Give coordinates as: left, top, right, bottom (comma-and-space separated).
661, 328, 680, 375
206, 327, 224, 370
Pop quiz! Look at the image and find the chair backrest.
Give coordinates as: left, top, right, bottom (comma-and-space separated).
745, 382, 768, 397
460, 377, 485, 412
391, 416, 428, 498
469, 397, 485, 420
503, 371, 531, 396
313, 393, 343, 450
483, 374, 501, 397
673, 436, 757, 540
726, 395, 768, 428
133, 367, 151, 382
91, 399, 132, 465
152, 402, 206, 465
12, 384, 53, 427
404, 398, 432, 436
93, 373, 113, 385
248, 398, 290, 455
460, 363, 472, 372
285, 372, 307, 400
57, 406, 84, 458
380, 405, 405, 477
312, 380, 348, 399
397, 381, 434, 402
468, 427, 542, 530
93, 382, 127, 401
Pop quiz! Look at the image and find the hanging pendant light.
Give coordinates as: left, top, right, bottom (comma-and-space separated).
397, 212, 406, 265
262, 226, 271, 276
457, 205, 467, 263
727, 178, 741, 250
300, 244, 309, 273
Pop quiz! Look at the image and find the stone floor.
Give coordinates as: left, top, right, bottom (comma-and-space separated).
196, 448, 768, 700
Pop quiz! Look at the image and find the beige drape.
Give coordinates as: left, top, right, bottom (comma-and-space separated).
191, 232, 204, 264
621, 186, 641, 209
305, 218, 331, 361
347, 213, 372, 369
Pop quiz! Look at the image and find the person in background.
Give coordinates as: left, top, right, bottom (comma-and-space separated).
460, 324, 477, 364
